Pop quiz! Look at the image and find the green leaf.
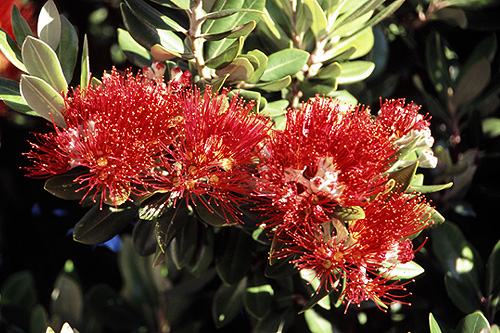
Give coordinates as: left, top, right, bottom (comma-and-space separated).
0, 27, 26, 72
205, 37, 242, 70
30, 305, 49, 333
167, 215, 198, 269
431, 221, 482, 292
389, 261, 425, 280
315, 62, 341, 79
193, 194, 239, 226
254, 306, 296, 332
215, 56, 255, 83
426, 31, 452, 103
117, 28, 153, 68
203, 0, 265, 59
119, 236, 162, 304
11, 5, 34, 46
188, 227, 215, 276
50, 274, 83, 328
410, 182, 453, 194
151, 43, 181, 61
19, 75, 66, 126
37, 0, 61, 50
170, 0, 191, 9
260, 49, 309, 82
132, 218, 157, 256
452, 58, 491, 109
121, 2, 161, 50
22, 36, 67, 94
158, 29, 186, 54
155, 199, 191, 252
44, 167, 90, 200
0, 271, 37, 310
304, 308, 333, 333
216, 228, 253, 285
125, 0, 187, 33
201, 21, 256, 41
73, 202, 137, 245
250, 75, 291, 92
325, 27, 374, 62
261, 99, 288, 117
246, 49, 268, 83
57, 15, 79, 83
303, 0, 327, 40
80, 35, 90, 89
429, 313, 443, 333
444, 272, 481, 314
388, 161, 419, 192
333, 10, 373, 38
243, 269, 273, 319
331, 205, 365, 221
486, 239, 500, 295
85, 285, 146, 330
455, 311, 490, 333
212, 278, 247, 328
139, 192, 171, 220
336, 60, 375, 84
0, 77, 34, 114
203, 8, 263, 20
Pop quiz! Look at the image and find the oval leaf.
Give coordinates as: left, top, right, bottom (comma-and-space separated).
0, 77, 34, 114
215, 228, 253, 285
336, 60, 375, 84
212, 277, 247, 328
0, 27, 26, 72
37, 0, 61, 50
20, 75, 66, 126
73, 202, 137, 245
455, 311, 490, 333
56, 15, 79, 83
260, 49, 309, 82
50, 274, 83, 328
22, 36, 67, 94
11, 5, 34, 46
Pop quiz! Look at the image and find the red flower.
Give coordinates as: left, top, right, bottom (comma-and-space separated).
26, 68, 181, 206
153, 87, 271, 222
256, 97, 398, 230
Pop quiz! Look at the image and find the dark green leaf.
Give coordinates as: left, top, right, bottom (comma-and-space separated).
121, 2, 160, 50
244, 269, 273, 319
205, 37, 242, 70
444, 272, 481, 314
455, 311, 490, 333
254, 306, 296, 332
139, 192, 171, 220
50, 274, 83, 328
260, 49, 309, 82
216, 228, 253, 285
73, 202, 137, 245
19, 75, 66, 126
37, 0, 61, 50
265, 256, 298, 279
431, 221, 482, 292
212, 277, 247, 328
11, 5, 33, 47
119, 236, 162, 304
0, 271, 37, 310
452, 58, 490, 109
117, 28, 153, 68
155, 198, 191, 252
125, 0, 186, 33
201, 21, 256, 41
486, 239, 500, 296
168, 215, 198, 269
0, 77, 34, 114
44, 167, 91, 200
300, 282, 338, 313
132, 218, 157, 256
188, 226, 215, 276
30, 305, 49, 333
429, 313, 443, 333
85, 285, 146, 330
250, 76, 292, 92
56, 15, 79, 83
426, 31, 452, 103
0, 27, 26, 72
193, 194, 239, 226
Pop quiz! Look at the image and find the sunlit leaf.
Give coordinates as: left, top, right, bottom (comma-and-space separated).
215, 56, 255, 83
246, 49, 268, 83
117, 28, 153, 68
201, 21, 256, 41
250, 75, 291, 91
80, 35, 90, 89
336, 60, 375, 84
0, 27, 26, 72
429, 313, 443, 333
125, 0, 187, 33
455, 311, 490, 333
121, 2, 161, 49
260, 49, 309, 81
0, 77, 34, 114
304, 308, 333, 333
37, 0, 61, 50
20, 75, 66, 126
22, 36, 67, 94
205, 37, 242, 69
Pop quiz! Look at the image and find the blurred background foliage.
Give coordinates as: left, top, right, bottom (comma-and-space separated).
1, 0, 500, 332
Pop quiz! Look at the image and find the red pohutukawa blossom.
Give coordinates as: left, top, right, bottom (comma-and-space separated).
273, 189, 432, 310
26, 68, 182, 206
257, 97, 398, 230
153, 86, 271, 222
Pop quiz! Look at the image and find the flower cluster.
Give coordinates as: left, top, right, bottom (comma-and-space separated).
256, 97, 435, 310
25, 65, 437, 311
